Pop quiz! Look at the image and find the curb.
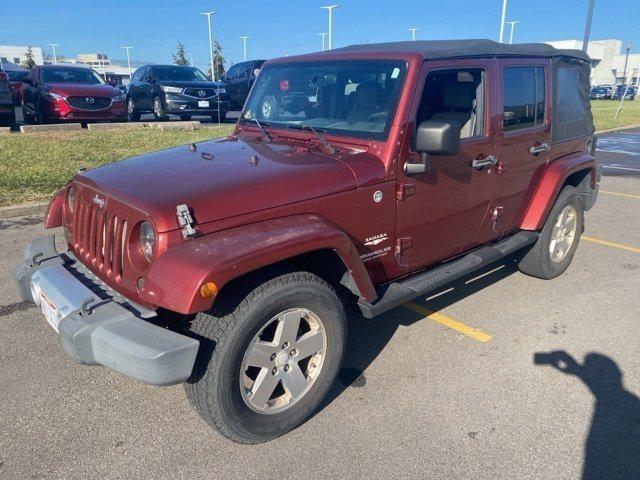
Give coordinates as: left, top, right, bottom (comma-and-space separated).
0, 202, 48, 219
595, 124, 640, 134
0, 127, 11, 135
20, 123, 83, 133
87, 122, 146, 131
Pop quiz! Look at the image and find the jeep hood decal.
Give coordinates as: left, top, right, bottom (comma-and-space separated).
73, 137, 364, 232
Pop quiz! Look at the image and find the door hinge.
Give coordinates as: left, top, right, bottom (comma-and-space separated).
491, 206, 504, 231
396, 183, 416, 201
395, 237, 413, 255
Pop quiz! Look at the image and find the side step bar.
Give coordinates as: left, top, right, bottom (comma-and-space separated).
358, 231, 539, 318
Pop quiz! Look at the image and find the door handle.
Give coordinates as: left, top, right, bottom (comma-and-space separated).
529, 143, 550, 155
472, 155, 498, 169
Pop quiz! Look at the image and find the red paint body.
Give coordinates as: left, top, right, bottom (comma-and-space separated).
44, 48, 596, 315
22, 66, 126, 123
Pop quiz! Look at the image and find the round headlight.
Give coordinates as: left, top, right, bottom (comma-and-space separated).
139, 222, 156, 263
67, 186, 75, 213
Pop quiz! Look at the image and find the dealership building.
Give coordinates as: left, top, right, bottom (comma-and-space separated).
545, 39, 640, 86
0, 45, 44, 68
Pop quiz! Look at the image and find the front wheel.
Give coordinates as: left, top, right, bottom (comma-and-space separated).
518, 185, 583, 279
184, 270, 346, 444
127, 98, 141, 121
152, 96, 167, 121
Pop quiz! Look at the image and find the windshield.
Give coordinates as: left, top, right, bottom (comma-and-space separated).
242, 60, 407, 141
154, 66, 209, 82
41, 68, 105, 85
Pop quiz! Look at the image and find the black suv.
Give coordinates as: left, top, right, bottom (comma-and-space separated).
126, 65, 229, 122
0, 66, 15, 126
222, 60, 265, 110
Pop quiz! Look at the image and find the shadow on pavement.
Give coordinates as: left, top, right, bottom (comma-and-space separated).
320, 255, 520, 408
534, 350, 640, 480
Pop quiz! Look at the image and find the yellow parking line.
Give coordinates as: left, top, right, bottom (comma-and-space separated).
600, 190, 640, 200
582, 236, 640, 254
403, 302, 493, 343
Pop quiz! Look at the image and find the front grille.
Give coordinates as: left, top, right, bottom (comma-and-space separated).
183, 88, 217, 98
73, 196, 128, 280
66, 96, 111, 110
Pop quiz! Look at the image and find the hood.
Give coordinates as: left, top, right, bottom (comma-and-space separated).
74, 137, 380, 232
158, 80, 224, 89
48, 83, 120, 98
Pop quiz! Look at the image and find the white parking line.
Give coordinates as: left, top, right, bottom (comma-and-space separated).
601, 165, 640, 172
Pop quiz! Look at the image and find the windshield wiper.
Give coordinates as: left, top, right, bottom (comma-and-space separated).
243, 117, 272, 143
286, 124, 336, 154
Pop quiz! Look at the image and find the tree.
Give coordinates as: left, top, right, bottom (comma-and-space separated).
22, 46, 36, 70
172, 42, 188, 66
207, 40, 226, 80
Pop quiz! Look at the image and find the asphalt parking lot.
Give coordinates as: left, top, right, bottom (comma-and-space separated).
1, 132, 639, 479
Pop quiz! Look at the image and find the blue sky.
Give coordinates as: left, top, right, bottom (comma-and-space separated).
2, 0, 638, 68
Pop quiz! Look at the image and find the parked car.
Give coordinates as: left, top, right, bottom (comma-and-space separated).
222, 59, 266, 110
126, 64, 228, 122
0, 66, 15, 126
21, 65, 127, 124
116, 84, 128, 95
13, 40, 599, 444
5, 70, 29, 106
613, 84, 637, 100
589, 85, 611, 100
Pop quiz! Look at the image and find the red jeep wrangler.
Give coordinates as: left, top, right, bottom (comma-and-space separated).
13, 40, 599, 444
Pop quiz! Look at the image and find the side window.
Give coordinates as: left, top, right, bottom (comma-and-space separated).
131, 68, 142, 83
226, 63, 240, 79
503, 66, 545, 131
416, 68, 485, 139
237, 62, 251, 79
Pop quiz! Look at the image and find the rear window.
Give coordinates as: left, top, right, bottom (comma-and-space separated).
503, 66, 545, 131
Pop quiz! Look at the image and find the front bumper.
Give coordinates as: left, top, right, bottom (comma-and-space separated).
165, 95, 229, 115
12, 235, 199, 386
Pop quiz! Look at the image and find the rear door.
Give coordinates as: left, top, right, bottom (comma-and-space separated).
494, 59, 551, 234
395, 59, 499, 269
224, 63, 241, 108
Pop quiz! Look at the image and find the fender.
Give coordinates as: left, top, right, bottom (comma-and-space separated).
44, 189, 64, 229
520, 152, 596, 231
140, 214, 377, 314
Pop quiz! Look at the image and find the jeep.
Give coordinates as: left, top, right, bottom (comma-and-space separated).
13, 40, 599, 444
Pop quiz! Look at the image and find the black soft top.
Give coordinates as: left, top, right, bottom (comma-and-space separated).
332, 39, 590, 62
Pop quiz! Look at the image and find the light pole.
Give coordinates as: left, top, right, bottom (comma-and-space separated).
321, 5, 339, 50
582, 0, 595, 51
318, 32, 328, 51
121, 46, 133, 79
48, 43, 59, 64
506, 21, 519, 44
202, 11, 216, 80
498, 0, 508, 43
240, 36, 249, 61
408, 27, 419, 41
189, 53, 195, 67
622, 43, 631, 85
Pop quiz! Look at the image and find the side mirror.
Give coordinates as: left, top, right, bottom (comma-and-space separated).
145, 76, 155, 84
405, 120, 462, 175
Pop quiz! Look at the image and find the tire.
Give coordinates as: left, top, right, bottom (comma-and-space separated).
518, 185, 583, 279
259, 95, 278, 120
180, 114, 192, 121
152, 96, 167, 121
127, 98, 141, 122
210, 112, 227, 123
21, 100, 35, 124
184, 270, 347, 444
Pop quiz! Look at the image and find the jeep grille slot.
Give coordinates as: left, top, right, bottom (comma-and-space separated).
72, 195, 128, 281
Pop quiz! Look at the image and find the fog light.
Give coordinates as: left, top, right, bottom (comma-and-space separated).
199, 282, 217, 299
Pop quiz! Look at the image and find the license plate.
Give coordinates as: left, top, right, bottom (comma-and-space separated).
40, 290, 61, 333
198, 100, 210, 108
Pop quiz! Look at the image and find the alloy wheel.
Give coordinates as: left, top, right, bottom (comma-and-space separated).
549, 205, 577, 263
239, 308, 327, 414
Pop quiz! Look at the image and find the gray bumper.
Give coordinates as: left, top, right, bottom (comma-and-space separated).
581, 183, 599, 211
12, 235, 199, 386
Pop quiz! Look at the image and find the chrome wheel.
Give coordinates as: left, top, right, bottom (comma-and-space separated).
549, 205, 577, 263
261, 97, 273, 119
240, 308, 327, 414
127, 98, 135, 114
153, 98, 161, 116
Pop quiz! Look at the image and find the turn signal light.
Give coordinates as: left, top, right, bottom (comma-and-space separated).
199, 282, 218, 299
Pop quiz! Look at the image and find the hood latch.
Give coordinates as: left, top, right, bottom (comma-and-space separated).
176, 204, 197, 239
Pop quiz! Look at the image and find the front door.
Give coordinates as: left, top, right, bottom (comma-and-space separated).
396, 60, 499, 269
494, 59, 551, 234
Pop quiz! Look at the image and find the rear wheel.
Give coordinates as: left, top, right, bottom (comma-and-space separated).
127, 98, 141, 121
184, 270, 346, 444
518, 185, 583, 279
